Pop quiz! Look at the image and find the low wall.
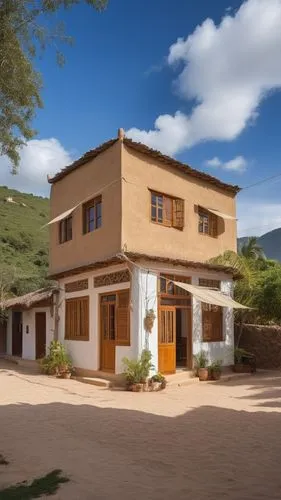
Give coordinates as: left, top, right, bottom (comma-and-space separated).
235, 324, 281, 369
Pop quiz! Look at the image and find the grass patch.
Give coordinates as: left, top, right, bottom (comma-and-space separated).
0, 186, 50, 297
0, 454, 9, 465
0, 469, 69, 499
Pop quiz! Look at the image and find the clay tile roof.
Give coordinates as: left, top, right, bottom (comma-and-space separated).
48, 251, 241, 280
123, 138, 240, 194
1, 286, 59, 310
48, 133, 240, 194
48, 139, 118, 184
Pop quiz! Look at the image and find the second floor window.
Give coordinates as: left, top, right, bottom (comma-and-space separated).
59, 216, 72, 244
83, 196, 102, 234
198, 208, 217, 237
150, 191, 184, 230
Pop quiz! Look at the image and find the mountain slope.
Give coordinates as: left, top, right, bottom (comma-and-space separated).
0, 186, 50, 295
238, 228, 281, 262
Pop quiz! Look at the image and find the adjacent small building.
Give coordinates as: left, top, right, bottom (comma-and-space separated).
4, 129, 244, 375
4, 287, 58, 360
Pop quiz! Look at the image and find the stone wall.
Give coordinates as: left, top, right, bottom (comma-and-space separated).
235, 324, 281, 369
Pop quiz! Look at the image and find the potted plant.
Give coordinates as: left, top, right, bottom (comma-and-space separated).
144, 309, 156, 333
149, 372, 167, 391
194, 351, 209, 381
41, 340, 73, 378
122, 349, 154, 391
209, 360, 222, 380
233, 347, 256, 373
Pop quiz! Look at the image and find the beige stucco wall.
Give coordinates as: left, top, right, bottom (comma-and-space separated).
121, 145, 237, 262
49, 141, 122, 275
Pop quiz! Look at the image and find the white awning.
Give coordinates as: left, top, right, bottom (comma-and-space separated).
44, 205, 78, 227
206, 208, 237, 220
173, 281, 249, 309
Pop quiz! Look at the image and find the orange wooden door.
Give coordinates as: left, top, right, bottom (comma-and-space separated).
35, 312, 46, 359
158, 306, 176, 374
100, 296, 116, 372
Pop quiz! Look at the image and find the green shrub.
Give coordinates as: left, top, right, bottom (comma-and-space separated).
209, 360, 222, 375
193, 350, 208, 369
122, 349, 154, 384
234, 347, 248, 364
41, 341, 73, 376
150, 372, 165, 383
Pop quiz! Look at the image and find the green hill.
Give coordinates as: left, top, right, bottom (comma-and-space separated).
238, 229, 281, 262
0, 186, 50, 296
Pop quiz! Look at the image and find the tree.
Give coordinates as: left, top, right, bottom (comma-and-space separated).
0, 0, 107, 172
210, 250, 281, 327
239, 236, 265, 260
209, 250, 257, 308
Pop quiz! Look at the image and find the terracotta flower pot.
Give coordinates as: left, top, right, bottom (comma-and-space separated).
57, 372, 71, 379
144, 316, 155, 333
233, 364, 252, 373
132, 383, 144, 392
151, 381, 162, 391
211, 370, 221, 381
198, 368, 209, 381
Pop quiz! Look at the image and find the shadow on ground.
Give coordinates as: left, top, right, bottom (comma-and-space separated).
0, 469, 69, 500
1, 398, 281, 499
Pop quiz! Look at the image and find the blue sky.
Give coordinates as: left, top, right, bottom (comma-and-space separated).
2, 0, 281, 237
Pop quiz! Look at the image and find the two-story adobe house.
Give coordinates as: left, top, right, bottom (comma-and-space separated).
45, 128, 241, 376
4, 129, 244, 376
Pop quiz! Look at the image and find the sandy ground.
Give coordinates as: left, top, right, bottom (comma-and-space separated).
1, 361, 281, 500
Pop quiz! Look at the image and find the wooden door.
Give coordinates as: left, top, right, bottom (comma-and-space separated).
158, 306, 176, 374
100, 295, 116, 372
12, 311, 22, 356
35, 312, 46, 359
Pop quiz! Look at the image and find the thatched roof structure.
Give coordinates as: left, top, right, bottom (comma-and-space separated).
2, 286, 59, 310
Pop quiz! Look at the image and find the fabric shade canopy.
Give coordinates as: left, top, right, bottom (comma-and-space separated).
206, 208, 237, 221
43, 205, 79, 227
173, 281, 249, 309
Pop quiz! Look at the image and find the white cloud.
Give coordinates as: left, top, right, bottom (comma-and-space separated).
237, 200, 281, 237
127, 0, 281, 156
205, 155, 247, 172
0, 138, 73, 196
205, 157, 222, 168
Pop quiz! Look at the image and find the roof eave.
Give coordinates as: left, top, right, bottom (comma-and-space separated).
123, 138, 240, 195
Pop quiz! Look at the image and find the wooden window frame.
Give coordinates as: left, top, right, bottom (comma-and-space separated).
83, 196, 102, 234
198, 208, 217, 238
158, 274, 191, 299
150, 191, 184, 230
202, 303, 223, 342
59, 216, 72, 244
65, 296, 89, 341
199, 278, 221, 289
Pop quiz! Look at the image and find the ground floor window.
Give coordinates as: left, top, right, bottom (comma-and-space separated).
202, 303, 223, 342
65, 296, 89, 341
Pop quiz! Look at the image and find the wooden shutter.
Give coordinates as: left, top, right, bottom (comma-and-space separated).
210, 213, 218, 237
172, 199, 184, 230
163, 196, 173, 226
202, 304, 222, 342
116, 290, 130, 346
65, 296, 89, 341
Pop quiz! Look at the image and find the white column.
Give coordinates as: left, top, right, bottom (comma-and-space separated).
192, 276, 202, 358
130, 266, 158, 373
221, 279, 234, 365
